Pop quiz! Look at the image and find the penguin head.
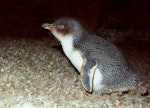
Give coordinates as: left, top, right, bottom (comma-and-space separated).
42, 18, 84, 42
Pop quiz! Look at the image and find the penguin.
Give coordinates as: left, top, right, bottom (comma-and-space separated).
42, 17, 140, 93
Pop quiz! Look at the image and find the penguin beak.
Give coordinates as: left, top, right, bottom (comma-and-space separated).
41, 23, 55, 31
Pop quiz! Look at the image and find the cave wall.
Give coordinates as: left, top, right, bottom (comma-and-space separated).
0, 0, 149, 39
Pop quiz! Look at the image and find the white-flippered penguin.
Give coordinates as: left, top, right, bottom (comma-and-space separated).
42, 17, 140, 93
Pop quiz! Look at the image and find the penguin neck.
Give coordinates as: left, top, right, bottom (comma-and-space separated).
60, 29, 86, 54
73, 31, 87, 48
60, 34, 84, 72
72, 25, 86, 44
60, 34, 75, 55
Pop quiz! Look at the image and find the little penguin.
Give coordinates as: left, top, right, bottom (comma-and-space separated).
42, 17, 140, 93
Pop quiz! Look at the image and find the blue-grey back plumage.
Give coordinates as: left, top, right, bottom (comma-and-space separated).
74, 32, 140, 89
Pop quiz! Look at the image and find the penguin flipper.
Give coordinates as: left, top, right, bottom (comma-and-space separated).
81, 58, 98, 92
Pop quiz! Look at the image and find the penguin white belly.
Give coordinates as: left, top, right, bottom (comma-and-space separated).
61, 35, 83, 72
66, 50, 83, 72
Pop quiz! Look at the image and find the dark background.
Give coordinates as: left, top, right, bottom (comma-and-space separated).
0, 0, 150, 41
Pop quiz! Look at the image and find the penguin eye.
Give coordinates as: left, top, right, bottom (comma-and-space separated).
57, 24, 64, 29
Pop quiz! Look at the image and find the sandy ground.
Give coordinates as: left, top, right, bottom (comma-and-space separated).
0, 35, 149, 108
0, 1, 149, 108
